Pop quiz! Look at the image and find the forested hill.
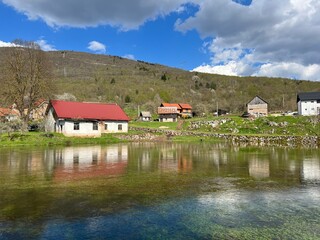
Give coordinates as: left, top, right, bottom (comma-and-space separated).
1, 48, 320, 115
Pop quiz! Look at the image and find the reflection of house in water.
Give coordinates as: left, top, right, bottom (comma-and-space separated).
178, 156, 192, 173
249, 159, 270, 179
52, 145, 128, 181
302, 158, 320, 182
159, 144, 192, 173
159, 148, 177, 171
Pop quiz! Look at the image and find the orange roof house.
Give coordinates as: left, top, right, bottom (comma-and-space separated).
0, 107, 20, 122
159, 103, 193, 119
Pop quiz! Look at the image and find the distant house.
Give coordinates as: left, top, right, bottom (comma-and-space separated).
179, 103, 193, 118
247, 96, 268, 117
0, 107, 20, 122
160, 103, 181, 112
297, 92, 320, 116
160, 103, 193, 118
25, 99, 49, 121
140, 111, 152, 121
45, 100, 130, 137
158, 107, 178, 122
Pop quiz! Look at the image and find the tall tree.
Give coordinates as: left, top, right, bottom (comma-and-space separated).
3, 43, 54, 125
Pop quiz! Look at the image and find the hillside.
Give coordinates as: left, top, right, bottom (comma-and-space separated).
1, 48, 320, 117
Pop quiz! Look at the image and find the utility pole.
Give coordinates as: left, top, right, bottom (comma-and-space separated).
216, 101, 219, 116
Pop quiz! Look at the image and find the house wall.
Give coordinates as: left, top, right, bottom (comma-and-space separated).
61, 121, 128, 137
32, 103, 48, 120
247, 103, 268, 116
181, 109, 192, 118
45, 108, 56, 132
298, 100, 320, 116
159, 114, 177, 122
140, 117, 151, 121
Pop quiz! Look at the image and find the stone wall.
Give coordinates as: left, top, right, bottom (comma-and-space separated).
128, 127, 319, 148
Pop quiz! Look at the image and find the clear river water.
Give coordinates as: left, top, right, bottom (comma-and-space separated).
0, 142, 319, 239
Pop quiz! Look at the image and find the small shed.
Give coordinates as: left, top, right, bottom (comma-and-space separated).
140, 111, 152, 121
247, 96, 268, 117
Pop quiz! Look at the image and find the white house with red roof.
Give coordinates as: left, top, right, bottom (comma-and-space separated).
45, 100, 130, 137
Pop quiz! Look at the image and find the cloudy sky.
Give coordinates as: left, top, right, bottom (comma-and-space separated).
1, 0, 320, 81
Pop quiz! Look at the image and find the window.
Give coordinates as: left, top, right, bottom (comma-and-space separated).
74, 122, 80, 130
105, 124, 108, 130
73, 153, 79, 163
92, 153, 98, 162
93, 122, 98, 130
118, 124, 122, 131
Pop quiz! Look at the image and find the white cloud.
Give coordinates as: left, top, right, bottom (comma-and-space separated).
193, 60, 251, 77
0, 40, 20, 47
2, 0, 188, 30
123, 54, 135, 60
178, 0, 320, 81
87, 41, 106, 53
255, 62, 320, 81
36, 39, 56, 51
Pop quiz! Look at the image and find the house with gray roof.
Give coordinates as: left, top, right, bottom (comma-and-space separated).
140, 111, 152, 121
297, 92, 320, 116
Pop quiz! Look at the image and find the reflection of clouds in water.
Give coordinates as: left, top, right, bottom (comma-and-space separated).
197, 190, 247, 215
304, 187, 320, 200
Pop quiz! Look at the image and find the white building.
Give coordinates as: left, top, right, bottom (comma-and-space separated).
45, 100, 129, 137
297, 92, 320, 116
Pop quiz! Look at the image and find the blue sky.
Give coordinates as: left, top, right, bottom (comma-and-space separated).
1, 0, 320, 81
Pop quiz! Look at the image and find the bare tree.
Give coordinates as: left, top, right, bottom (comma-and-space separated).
2, 44, 54, 126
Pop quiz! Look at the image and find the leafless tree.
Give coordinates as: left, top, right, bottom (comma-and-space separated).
2, 43, 54, 126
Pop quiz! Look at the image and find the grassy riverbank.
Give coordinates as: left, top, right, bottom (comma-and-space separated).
131, 115, 320, 136
0, 132, 124, 147
0, 115, 319, 147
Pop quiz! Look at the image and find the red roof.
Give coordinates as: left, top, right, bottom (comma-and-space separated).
161, 103, 181, 110
0, 107, 20, 117
179, 103, 192, 109
50, 100, 129, 121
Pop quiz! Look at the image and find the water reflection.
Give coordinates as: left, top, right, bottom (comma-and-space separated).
50, 145, 128, 181
0, 143, 319, 184
1, 143, 320, 239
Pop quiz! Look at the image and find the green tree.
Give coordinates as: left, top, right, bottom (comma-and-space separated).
161, 73, 167, 82
125, 95, 131, 103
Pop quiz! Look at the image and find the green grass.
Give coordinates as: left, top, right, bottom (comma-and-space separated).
0, 132, 124, 147
131, 115, 320, 137
0, 115, 318, 147
130, 120, 179, 130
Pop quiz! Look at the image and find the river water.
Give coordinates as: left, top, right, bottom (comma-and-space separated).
0, 142, 319, 239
